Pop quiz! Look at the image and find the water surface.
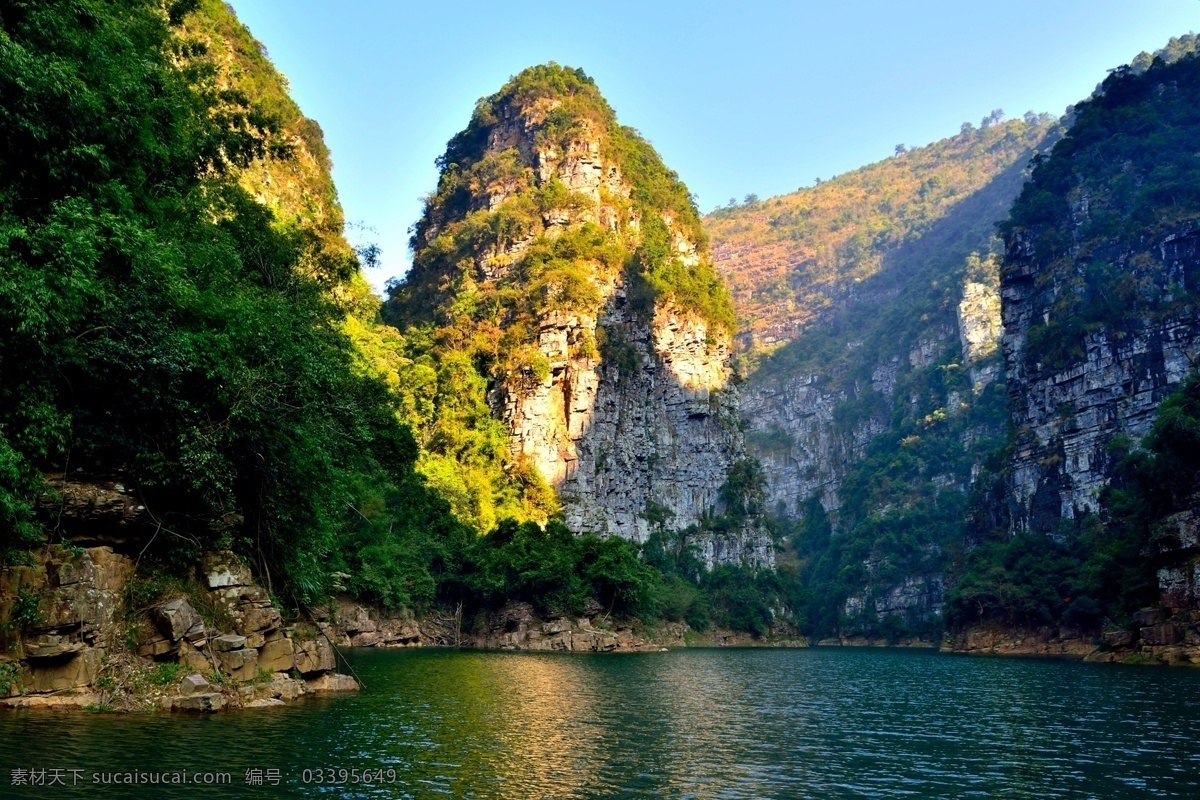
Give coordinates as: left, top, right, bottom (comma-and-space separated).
2, 647, 1199, 798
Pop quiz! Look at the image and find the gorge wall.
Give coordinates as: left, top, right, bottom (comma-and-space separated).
385, 66, 772, 567
706, 117, 1053, 635
1002, 225, 1200, 534
981, 53, 1200, 655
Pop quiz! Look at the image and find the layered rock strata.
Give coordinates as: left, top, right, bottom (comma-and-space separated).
1002, 226, 1200, 534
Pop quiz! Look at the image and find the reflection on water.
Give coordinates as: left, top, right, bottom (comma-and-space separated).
2, 647, 1200, 798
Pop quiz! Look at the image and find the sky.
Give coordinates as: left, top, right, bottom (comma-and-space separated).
227, 0, 1200, 293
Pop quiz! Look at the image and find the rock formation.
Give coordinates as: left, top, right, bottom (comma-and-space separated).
387, 65, 772, 567
1002, 225, 1200, 533
0, 545, 355, 710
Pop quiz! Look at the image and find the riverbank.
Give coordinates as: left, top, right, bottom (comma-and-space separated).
0, 546, 358, 713
941, 611, 1200, 666
318, 599, 806, 654
0, 545, 805, 713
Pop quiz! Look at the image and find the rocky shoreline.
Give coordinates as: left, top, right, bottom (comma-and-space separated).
318, 599, 807, 653
942, 608, 1200, 666
0, 546, 358, 713
9, 543, 1195, 716
0, 545, 805, 714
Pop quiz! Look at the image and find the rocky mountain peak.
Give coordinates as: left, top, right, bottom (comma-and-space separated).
384, 64, 770, 567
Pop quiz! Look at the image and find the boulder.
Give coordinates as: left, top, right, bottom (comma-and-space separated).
1132, 608, 1167, 627
244, 697, 285, 708
25, 647, 102, 693
237, 604, 281, 636
200, 552, 252, 589
257, 637, 295, 673
177, 640, 211, 673
172, 692, 226, 713
304, 673, 357, 694
212, 634, 247, 652
216, 648, 258, 682
1102, 628, 1135, 648
151, 598, 205, 643
264, 676, 303, 702
293, 637, 335, 674
179, 674, 210, 695
135, 636, 177, 659
1141, 624, 1181, 646
24, 635, 85, 661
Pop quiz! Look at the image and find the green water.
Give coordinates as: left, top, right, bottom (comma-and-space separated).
2, 647, 1199, 798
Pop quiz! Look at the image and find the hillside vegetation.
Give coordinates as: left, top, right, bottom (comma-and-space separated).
382, 64, 735, 531
0, 8, 790, 637
705, 116, 1057, 640
708, 115, 1055, 348
949, 51, 1200, 631
0, 0, 460, 609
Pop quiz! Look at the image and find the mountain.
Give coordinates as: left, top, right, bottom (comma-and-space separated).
383, 64, 772, 567
705, 116, 1057, 638
946, 50, 1200, 651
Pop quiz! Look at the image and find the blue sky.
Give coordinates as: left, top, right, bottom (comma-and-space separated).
227, 1, 1200, 293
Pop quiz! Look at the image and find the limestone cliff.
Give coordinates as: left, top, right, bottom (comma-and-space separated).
997, 54, 1200, 549
931, 48, 1200, 658
1002, 226, 1200, 534
386, 65, 771, 567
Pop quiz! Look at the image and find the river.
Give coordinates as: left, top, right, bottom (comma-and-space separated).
2, 647, 1198, 798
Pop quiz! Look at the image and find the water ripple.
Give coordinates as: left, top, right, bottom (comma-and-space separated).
2, 648, 1200, 798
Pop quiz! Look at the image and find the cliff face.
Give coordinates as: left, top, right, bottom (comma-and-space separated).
996, 52, 1200, 551
386, 66, 771, 566
1002, 227, 1200, 534
714, 120, 1049, 522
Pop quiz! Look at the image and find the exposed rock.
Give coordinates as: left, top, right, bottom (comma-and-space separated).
1002, 225, 1200, 535
23, 636, 85, 661
1, 691, 100, 710
200, 551, 253, 589
212, 634, 247, 652
244, 697, 285, 708
24, 647, 103, 692
150, 598, 206, 644
257, 637, 295, 673
176, 674, 208, 695
261, 675, 304, 702
304, 673, 358, 694
957, 279, 1003, 390
942, 626, 1096, 659
400, 71, 772, 568
172, 692, 227, 713
215, 648, 258, 682
293, 637, 335, 674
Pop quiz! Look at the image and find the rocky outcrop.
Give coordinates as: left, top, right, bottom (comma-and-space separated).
843, 575, 946, 625
1002, 226, 1200, 534
943, 610, 1200, 666
0, 546, 356, 711
941, 626, 1098, 659
534, 300, 772, 567
741, 364, 891, 520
